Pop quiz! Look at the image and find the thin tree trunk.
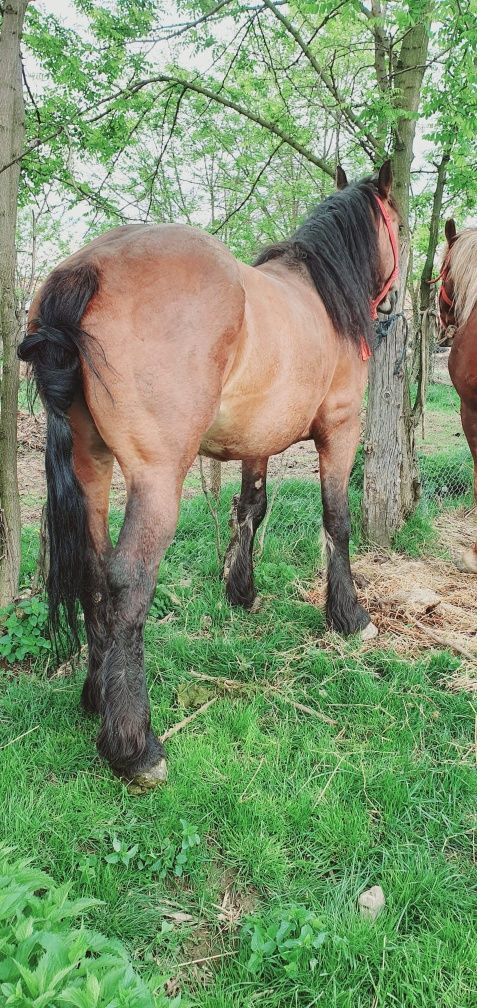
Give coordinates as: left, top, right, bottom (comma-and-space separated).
419, 153, 450, 314
209, 459, 221, 499
363, 6, 431, 545
412, 151, 450, 426
0, 0, 29, 605
363, 244, 421, 545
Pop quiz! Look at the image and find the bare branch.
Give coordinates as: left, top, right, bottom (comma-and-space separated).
2, 70, 334, 180
212, 140, 283, 232
134, 73, 334, 177
259, 0, 379, 158
21, 58, 41, 126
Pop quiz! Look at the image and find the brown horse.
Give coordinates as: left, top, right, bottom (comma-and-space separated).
439, 219, 477, 572
18, 162, 399, 791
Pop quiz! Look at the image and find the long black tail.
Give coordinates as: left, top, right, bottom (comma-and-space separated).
18, 263, 100, 651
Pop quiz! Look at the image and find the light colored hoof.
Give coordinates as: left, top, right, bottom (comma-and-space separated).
361, 621, 379, 641
249, 595, 262, 613
453, 548, 477, 575
127, 758, 168, 795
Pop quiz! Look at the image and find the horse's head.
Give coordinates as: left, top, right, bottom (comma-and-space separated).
336, 161, 400, 318
437, 218, 458, 330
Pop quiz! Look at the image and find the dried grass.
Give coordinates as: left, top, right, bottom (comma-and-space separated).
17, 410, 46, 451
308, 510, 477, 692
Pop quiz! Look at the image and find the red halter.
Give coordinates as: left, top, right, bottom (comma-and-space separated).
360, 194, 399, 361
429, 252, 453, 312
370, 195, 399, 321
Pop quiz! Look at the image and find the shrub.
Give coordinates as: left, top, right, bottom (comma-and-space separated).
0, 847, 186, 1007
242, 904, 350, 979
0, 595, 50, 665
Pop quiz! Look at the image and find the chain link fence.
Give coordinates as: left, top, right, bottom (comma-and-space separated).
417, 348, 473, 506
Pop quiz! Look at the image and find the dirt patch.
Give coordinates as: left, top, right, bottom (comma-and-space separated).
308, 509, 477, 688
215, 867, 259, 929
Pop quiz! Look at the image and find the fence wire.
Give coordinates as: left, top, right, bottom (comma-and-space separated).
417, 355, 473, 506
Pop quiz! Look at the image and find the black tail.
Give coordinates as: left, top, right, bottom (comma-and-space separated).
18, 263, 100, 652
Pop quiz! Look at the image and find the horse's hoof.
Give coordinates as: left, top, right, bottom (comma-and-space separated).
126, 758, 168, 795
361, 621, 379, 641
453, 548, 477, 575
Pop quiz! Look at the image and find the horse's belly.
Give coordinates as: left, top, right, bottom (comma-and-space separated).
199, 382, 321, 461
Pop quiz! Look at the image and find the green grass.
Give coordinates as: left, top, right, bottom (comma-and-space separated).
422, 382, 460, 414
1, 481, 477, 1006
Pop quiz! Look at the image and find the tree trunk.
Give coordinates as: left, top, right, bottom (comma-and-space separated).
363, 7, 431, 545
363, 244, 421, 545
412, 151, 450, 425
0, 0, 29, 606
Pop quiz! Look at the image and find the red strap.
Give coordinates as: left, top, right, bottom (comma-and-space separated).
369, 194, 399, 321
361, 194, 399, 360
428, 253, 453, 309
440, 283, 453, 307
360, 335, 372, 361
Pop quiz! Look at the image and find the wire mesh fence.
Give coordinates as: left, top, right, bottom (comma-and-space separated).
416, 350, 473, 507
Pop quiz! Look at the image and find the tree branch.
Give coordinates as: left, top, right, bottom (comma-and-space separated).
126, 73, 335, 177
212, 140, 283, 232
259, 0, 379, 158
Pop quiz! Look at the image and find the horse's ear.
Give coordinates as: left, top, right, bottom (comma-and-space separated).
445, 218, 457, 244
377, 159, 393, 199
335, 165, 348, 190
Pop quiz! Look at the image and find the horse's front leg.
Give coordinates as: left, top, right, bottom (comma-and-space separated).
97, 476, 181, 791
223, 457, 268, 609
316, 413, 377, 638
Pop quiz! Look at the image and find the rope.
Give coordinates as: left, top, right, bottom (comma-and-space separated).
373, 311, 409, 378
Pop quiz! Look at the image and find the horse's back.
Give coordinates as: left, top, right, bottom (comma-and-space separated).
33, 223, 247, 472
33, 222, 245, 342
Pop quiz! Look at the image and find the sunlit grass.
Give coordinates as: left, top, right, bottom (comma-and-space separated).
1, 479, 476, 1005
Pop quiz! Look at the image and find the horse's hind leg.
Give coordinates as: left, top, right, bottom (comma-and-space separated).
70, 398, 113, 713
316, 410, 376, 637
223, 457, 268, 609
97, 467, 183, 790
456, 401, 477, 573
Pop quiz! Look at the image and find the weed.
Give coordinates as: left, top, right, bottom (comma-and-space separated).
0, 846, 187, 1007
243, 904, 341, 977
0, 595, 50, 664
101, 822, 201, 880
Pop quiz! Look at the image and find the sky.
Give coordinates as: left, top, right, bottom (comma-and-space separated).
24, 0, 471, 267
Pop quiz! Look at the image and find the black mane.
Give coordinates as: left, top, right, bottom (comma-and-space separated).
254, 178, 384, 347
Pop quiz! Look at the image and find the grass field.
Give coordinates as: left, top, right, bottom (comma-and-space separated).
1, 479, 476, 1007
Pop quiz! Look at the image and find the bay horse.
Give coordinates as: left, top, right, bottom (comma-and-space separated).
18, 162, 399, 792
438, 219, 477, 573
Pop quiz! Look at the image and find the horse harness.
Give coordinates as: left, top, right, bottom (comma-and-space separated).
360, 194, 400, 361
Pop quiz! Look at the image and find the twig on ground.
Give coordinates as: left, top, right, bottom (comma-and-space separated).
269, 690, 337, 726
188, 668, 337, 725
51, 644, 87, 678
173, 950, 236, 969
408, 617, 477, 663
161, 698, 218, 742
189, 669, 251, 691
0, 725, 39, 750
198, 456, 223, 564
316, 756, 344, 801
